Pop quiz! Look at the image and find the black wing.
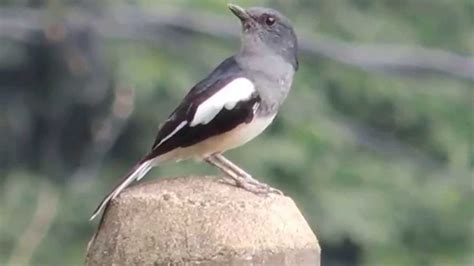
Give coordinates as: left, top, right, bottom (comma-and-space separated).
145, 56, 259, 159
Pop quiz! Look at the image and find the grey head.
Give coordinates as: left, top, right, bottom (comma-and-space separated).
228, 4, 298, 71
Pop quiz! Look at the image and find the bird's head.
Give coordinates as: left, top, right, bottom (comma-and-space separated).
228, 4, 298, 70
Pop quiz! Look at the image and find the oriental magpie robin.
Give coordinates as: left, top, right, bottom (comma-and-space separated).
90, 4, 298, 220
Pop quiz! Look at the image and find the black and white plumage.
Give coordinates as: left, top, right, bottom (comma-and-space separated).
90, 4, 298, 220
148, 57, 263, 159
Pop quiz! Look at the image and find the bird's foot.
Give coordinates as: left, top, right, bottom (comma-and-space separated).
219, 175, 283, 195
217, 176, 238, 186
238, 173, 284, 195
246, 180, 284, 195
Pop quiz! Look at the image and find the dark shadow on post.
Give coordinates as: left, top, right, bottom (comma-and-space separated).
85, 176, 320, 266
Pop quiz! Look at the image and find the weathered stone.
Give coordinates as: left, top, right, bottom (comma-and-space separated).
86, 176, 320, 265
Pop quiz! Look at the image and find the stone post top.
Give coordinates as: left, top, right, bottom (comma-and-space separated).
86, 176, 320, 266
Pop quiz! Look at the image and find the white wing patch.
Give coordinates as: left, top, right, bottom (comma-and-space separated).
155, 121, 187, 148
190, 78, 255, 127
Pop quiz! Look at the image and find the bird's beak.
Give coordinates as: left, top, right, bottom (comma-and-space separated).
228, 4, 251, 22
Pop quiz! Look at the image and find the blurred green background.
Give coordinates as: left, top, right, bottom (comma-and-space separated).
1, 0, 473, 265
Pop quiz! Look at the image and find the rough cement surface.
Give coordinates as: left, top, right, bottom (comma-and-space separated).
86, 176, 320, 265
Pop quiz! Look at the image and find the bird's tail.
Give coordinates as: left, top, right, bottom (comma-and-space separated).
89, 159, 153, 221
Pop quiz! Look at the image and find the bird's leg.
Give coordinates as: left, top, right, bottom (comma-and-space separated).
212, 154, 257, 182
204, 156, 249, 186
204, 156, 272, 194
212, 154, 283, 195
203, 156, 238, 186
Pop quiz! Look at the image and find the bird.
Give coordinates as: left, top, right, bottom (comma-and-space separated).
90, 4, 298, 221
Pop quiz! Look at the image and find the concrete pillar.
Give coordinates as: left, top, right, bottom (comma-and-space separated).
86, 176, 320, 265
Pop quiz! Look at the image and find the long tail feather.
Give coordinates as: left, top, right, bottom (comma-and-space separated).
90, 160, 153, 221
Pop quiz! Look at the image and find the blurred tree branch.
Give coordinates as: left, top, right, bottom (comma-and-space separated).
1, 6, 473, 81
7, 179, 59, 266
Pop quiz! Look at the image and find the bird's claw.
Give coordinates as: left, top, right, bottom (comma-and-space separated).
217, 176, 237, 186
250, 182, 284, 195
224, 176, 283, 195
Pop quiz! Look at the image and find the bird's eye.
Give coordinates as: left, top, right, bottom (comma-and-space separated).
265, 16, 276, 26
